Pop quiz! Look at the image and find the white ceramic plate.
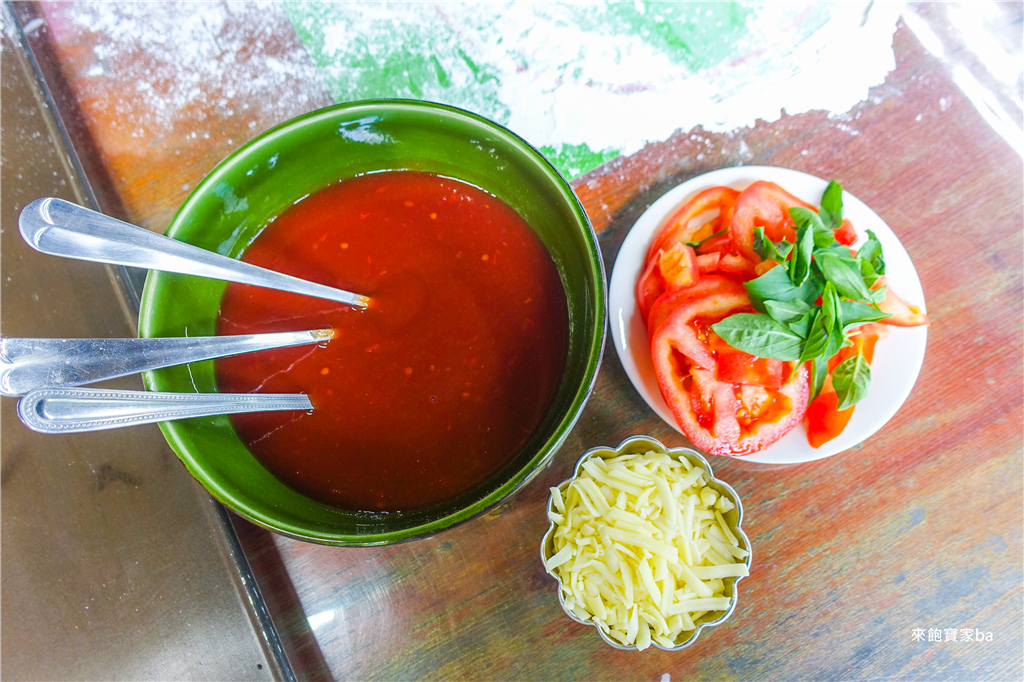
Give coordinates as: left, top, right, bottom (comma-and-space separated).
608, 166, 928, 464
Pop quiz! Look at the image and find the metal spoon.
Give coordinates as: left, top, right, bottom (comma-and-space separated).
18, 387, 314, 434
19, 197, 370, 308
0, 329, 334, 397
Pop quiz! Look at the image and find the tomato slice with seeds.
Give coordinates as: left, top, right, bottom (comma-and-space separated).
650, 288, 809, 457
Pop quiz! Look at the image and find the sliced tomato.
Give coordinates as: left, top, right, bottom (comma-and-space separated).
729, 181, 816, 262
636, 253, 666, 324
874, 277, 929, 327
717, 352, 784, 388
646, 276, 746, 337
695, 252, 722, 273
647, 187, 739, 264
636, 244, 703, 324
716, 253, 758, 280
651, 288, 809, 457
659, 244, 699, 290
806, 323, 890, 448
805, 375, 853, 449
695, 232, 732, 255
833, 219, 857, 246
754, 259, 779, 277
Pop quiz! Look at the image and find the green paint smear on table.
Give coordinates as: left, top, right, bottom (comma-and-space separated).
535, 1, 752, 72
539, 143, 621, 180
283, 1, 510, 124
283, 1, 751, 179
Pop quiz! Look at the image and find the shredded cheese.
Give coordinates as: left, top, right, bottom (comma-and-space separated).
544, 450, 749, 650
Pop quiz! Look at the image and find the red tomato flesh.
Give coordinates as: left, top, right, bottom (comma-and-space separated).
647, 187, 739, 264
650, 288, 809, 457
646, 276, 746, 339
833, 219, 857, 246
875, 277, 929, 327
805, 323, 890, 448
659, 244, 700, 290
729, 181, 816, 262
716, 352, 784, 389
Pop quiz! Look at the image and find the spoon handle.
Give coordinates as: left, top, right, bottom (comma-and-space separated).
18, 387, 313, 434
0, 329, 334, 397
19, 197, 370, 308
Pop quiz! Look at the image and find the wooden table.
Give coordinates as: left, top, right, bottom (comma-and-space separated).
12, 2, 1022, 679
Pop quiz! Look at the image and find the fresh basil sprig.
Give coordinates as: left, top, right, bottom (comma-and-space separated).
832, 350, 871, 410
710, 180, 890, 407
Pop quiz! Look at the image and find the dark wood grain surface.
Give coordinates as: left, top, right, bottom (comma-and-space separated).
23, 2, 1023, 679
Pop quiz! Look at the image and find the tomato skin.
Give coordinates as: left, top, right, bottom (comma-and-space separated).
716, 253, 758, 280
806, 323, 890, 448
805, 377, 854, 449
695, 232, 732, 255
833, 219, 857, 246
729, 181, 816, 262
695, 252, 721, 273
875, 277, 929, 327
650, 288, 810, 457
647, 187, 739, 264
636, 253, 666, 324
646, 276, 746, 337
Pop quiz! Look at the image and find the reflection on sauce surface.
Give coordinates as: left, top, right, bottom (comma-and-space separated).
215, 172, 569, 512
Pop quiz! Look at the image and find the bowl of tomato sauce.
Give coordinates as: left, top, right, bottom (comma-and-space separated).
138, 100, 606, 545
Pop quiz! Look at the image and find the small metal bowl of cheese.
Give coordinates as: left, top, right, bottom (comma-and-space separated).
540, 435, 751, 651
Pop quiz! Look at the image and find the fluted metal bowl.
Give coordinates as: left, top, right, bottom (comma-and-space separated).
540, 435, 751, 651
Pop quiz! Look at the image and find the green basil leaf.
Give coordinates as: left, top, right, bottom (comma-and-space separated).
753, 227, 773, 262
833, 350, 872, 410
858, 257, 882, 288
790, 223, 816, 286
839, 300, 891, 330
822, 281, 841, 322
788, 312, 813, 339
858, 229, 886, 275
817, 252, 872, 302
744, 266, 794, 312
776, 239, 794, 260
819, 180, 844, 230
799, 309, 831, 362
825, 316, 849, 360
809, 356, 828, 403
711, 314, 805, 361
792, 206, 836, 248
764, 298, 813, 324
753, 227, 793, 263
821, 283, 848, 359
869, 284, 888, 305
789, 206, 824, 232
745, 264, 823, 311
819, 243, 854, 257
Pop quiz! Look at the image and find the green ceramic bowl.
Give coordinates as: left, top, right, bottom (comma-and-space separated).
139, 100, 606, 545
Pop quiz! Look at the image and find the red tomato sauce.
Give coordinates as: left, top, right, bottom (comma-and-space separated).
215, 172, 569, 512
